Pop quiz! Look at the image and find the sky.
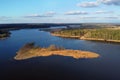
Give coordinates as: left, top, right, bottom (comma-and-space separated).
0, 0, 120, 23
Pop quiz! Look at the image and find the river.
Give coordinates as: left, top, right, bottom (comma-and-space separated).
0, 29, 120, 80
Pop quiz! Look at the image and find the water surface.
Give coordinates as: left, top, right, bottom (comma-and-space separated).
0, 29, 120, 80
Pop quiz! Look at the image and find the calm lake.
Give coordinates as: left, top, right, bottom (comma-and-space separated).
0, 29, 120, 80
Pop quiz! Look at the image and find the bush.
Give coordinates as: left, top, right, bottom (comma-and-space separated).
47, 45, 65, 51
47, 45, 57, 51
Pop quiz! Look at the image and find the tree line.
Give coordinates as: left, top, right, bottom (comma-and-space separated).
52, 29, 120, 40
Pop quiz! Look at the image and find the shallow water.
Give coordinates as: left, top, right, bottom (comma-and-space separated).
0, 29, 120, 80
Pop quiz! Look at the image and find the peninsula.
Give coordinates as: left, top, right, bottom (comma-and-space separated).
51, 27, 120, 43
14, 42, 99, 60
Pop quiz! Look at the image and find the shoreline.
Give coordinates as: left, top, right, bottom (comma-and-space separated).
51, 33, 120, 43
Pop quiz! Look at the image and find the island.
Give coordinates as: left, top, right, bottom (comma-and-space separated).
0, 30, 11, 39
14, 42, 99, 60
51, 27, 120, 43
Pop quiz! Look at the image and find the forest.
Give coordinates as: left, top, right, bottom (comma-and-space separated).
52, 28, 120, 40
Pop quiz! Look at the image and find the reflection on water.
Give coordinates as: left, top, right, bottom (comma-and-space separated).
0, 29, 120, 80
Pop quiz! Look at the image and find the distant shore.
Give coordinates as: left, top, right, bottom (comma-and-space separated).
51, 33, 120, 43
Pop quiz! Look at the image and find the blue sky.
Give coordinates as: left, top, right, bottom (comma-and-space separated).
0, 0, 120, 23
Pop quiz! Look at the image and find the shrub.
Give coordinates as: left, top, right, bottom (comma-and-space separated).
47, 45, 57, 51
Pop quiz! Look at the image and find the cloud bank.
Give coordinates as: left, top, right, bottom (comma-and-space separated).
24, 11, 56, 18
100, 0, 120, 5
95, 10, 114, 14
77, 2, 99, 8
77, 0, 120, 8
65, 11, 88, 15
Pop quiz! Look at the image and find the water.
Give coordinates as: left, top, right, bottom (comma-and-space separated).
0, 29, 120, 80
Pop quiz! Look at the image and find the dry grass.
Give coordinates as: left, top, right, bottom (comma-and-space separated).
14, 43, 99, 60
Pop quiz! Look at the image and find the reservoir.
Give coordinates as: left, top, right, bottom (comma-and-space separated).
0, 29, 120, 80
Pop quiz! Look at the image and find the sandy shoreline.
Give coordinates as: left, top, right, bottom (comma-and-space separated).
51, 33, 120, 43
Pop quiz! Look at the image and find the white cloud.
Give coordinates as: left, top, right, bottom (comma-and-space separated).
0, 16, 11, 19
24, 14, 53, 18
65, 11, 88, 15
24, 11, 56, 18
79, 17, 99, 19
0, 16, 12, 21
77, 0, 120, 8
100, 0, 120, 5
103, 16, 119, 19
24, 14, 52, 18
77, 16, 118, 20
77, 2, 99, 8
95, 10, 114, 14
45, 11, 56, 16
